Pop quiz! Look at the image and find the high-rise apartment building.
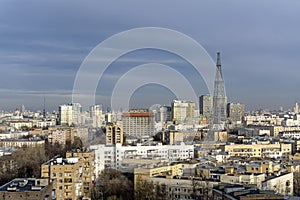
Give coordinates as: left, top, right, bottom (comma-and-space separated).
227, 103, 245, 123
41, 157, 84, 200
121, 109, 155, 136
159, 105, 172, 123
294, 102, 299, 114
66, 151, 95, 199
199, 95, 212, 123
58, 103, 82, 126
106, 123, 124, 145
41, 153, 94, 200
72, 103, 82, 126
171, 100, 195, 123
58, 104, 73, 126
90, 104, 102, 127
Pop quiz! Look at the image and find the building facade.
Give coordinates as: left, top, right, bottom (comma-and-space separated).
121, 109, 155, 136
58, 103, 82, 126
159, 105, 172, 123
41, 157, 84, 200
66, 150, 95, 198
199, 95, 212, 124
171, 100, 195, 123
227, 103, 245, 123
106, 123, 123, 145
90, 143, 194, 177
89, 104, 102, 128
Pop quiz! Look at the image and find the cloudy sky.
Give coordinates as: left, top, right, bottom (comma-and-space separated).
0, 0, 300, 111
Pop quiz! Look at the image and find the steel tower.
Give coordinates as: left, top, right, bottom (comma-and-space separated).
211, 52, 227, 131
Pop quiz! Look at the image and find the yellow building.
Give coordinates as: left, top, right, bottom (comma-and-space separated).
224, 143, 291, 160
134, 163, 219, 200
164, 131, 201, 145
41, 157, 84, 200
214, 131, 227, 142
171, 100, 195, 123
66, 150, 94, 198
134, 164, 183, 184
48, 126, 75, 144
220, 173, 266, 189
246, 160, 280, 174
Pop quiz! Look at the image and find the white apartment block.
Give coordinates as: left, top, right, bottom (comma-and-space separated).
59, 104, 73, 126
36, 119, 56, 128
90, 143, 194, 178
59, 103, 82, 126
89, 104, 102, 128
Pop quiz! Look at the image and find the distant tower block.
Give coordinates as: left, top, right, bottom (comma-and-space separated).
211, 52, 227, 131
294, 102, 299, 114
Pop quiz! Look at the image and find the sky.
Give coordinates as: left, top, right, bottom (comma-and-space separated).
0, 0, 300, 112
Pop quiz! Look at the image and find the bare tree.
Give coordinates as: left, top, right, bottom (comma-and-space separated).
92, 169, 133, 200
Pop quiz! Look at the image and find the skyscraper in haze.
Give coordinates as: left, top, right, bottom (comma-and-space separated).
227, 103, 245, 123
211, 52, 227, 131
199, 95, 212, 123
90, 104, 102, 127
58, 103, 82, 126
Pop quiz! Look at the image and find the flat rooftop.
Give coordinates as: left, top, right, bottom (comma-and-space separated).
0, 178, 49, 192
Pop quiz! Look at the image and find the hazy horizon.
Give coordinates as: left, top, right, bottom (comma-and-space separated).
1, 1, 300, 112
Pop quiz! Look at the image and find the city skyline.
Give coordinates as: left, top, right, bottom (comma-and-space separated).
1, 1, 300, 111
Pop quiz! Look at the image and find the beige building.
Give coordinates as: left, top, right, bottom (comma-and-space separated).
171, 100, 195, 123
220, 173, 265, 189
48, 129, 67, 146
246, 160, 281, 174
163, 131, 201, 145
214, 131, 227, 142
122, 109, 155, 136
58, 105, 73, 126
106, 123, 123, 145
41, 157, 84, 200
262, 172, 293, 195
227, 103, 245, 123
0, 139, 45, 148
224, 143, 291, 160
66, 150, 94, 198
134, 163, 218, 199
0, 178, 56, 200
134, 163, 183, 183
3, 120, 33, 130
48, 126, 75, 144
